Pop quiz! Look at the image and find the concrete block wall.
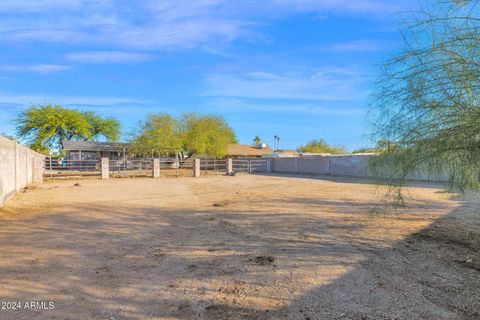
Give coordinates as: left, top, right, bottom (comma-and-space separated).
271, 154, 448, 182
329, 154, 373, 177
272, 157, 330, 175
271, 158, 297, 173
0, 136, 45, 207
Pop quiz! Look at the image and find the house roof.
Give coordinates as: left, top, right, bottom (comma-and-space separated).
62, 140, 130, 152
226, 144, 273, 157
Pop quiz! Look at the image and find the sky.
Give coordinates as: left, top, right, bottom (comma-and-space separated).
0, 0, 415, 151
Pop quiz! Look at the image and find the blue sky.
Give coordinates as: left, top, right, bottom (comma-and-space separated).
0, 0, 414, 151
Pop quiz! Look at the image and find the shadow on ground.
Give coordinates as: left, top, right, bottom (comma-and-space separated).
0, 186, 478, 320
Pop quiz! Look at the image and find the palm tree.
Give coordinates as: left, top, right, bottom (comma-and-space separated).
273, 135, 280, 151
253, 136, 261, 146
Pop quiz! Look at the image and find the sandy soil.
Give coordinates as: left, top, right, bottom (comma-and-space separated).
0, 174, 478, 320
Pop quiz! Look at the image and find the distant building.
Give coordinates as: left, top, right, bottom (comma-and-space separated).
226, 144, 273, 158
263, 149, 299, 158
62, 141, 131, 160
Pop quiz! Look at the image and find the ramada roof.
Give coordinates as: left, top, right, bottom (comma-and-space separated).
63, 141, 273, 156
62, 140, 130, 152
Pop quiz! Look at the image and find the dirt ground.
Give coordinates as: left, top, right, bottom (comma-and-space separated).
0, 174, 478, 320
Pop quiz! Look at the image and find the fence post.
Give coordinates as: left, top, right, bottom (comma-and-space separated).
267, 159, 272, 173
101, 157, 109, 179
153, 158, 160, 178
193, 158, 201, 177
226, 158, 233, 175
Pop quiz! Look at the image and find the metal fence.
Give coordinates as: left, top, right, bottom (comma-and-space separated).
160, 158, 194, 177
44, 157, 270, 179
109, 159, 153, 178
44, 158, 101, 178
232, 159, 269, 173
200, 159, 227, 175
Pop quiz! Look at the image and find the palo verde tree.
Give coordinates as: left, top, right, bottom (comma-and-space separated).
131, 112, 237, 158
131, 113, 183, 156
369, 0, 480, 195
181, 113, 237, 158
82, 111, 121, 142
16, 104, 120, 153
297, 139, 347, 154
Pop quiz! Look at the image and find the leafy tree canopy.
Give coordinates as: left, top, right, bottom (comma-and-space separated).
297, 139, 347, 154
131, 113, 182, 155
16, 104, 120, 153
131, 113, 237, 158
82, 111, 120, 142
369, 1, 480, 194
181, 113, 237, 157
352, 140, 395, 154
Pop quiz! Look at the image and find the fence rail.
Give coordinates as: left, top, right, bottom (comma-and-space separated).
110, 159, 153, 177
44, 159, 101, 178
200, 159, 227, 175
232, 159, 268, 173
44, 157, 270, 179
160, 158, 194, 177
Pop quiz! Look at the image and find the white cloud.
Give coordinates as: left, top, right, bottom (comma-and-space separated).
0, 0, 412, 50
203, 68, 371, 101
66, 51, 151, 63
0, 92, 146, 106
318, 39, 392, 53
0, 0, 112, 12
0, 64, 70, 74
271, 0, 410, 14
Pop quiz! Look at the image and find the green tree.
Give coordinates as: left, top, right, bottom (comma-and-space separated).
131, 113, 182, 155
82, 111, 120, 141
352, 140, 395, 154
253, 136, 261, 146
297, 139, 347, 154
181, 113, 237, 157
369, 1, 480, 194
16, 104, 120, 153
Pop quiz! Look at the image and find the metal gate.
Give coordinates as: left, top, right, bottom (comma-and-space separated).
160, 157, 194, 177
232, 159, 269, 174
200, 159, 227, 175
109, 159, 153, 177
44, 158, 101, 178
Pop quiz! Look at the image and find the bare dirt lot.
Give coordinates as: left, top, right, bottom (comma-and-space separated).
0, 174, 478, 320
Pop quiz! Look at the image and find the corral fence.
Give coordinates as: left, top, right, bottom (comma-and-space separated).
232, 159, 269, 173
44, 157, 271, 179
160, 158, 194, 178
200, 158, 227, 175
44, 158, 101, 178
109, 159, 153, 178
